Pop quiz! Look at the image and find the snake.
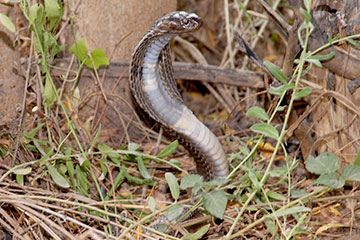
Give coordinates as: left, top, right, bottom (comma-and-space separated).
129, 11, 229, 181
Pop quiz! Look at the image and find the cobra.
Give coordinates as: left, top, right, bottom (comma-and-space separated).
129, 11, 229, 180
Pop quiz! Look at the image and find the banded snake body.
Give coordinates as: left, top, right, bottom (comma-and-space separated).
130, 11, 229, 180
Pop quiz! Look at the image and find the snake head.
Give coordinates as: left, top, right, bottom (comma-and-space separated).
154, 11, 203, 33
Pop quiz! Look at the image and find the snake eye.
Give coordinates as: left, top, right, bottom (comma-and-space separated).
182, 18, 189, 25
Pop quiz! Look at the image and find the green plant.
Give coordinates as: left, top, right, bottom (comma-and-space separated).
0, 12, 15, 33
5, 0, 360, 239
69, 38, 109, 70
224, 0, 360, 238
306, 152, 360, 189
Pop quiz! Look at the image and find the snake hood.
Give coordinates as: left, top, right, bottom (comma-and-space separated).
152, 11, 203, 34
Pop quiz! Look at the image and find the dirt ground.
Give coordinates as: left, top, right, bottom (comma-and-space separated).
1, 0, 360, 239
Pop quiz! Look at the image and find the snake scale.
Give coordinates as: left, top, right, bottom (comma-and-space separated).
130, 11, 229, 181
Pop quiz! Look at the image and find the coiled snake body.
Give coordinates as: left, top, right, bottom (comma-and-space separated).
130, 11, 229, 180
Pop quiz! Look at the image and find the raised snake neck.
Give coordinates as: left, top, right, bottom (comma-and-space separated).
129, 11, 229, 181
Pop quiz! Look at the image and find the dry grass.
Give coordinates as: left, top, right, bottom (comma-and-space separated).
1, 0, 360, 239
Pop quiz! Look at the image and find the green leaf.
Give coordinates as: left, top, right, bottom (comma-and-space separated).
180, 174, 203, 190
99, 158, 107, 181
128, 142, 140, 151
113, 167, 125, 189
269, 83, 295, 96
264, 61, 287, 84
297, 22, 307, 47
303, 0, 311, 11
33, 35, 43, 54
97, 143, 121, 164
50, 42, 64, 61
246, 106, 269, 121
342, 165, 360, 181
69, 40, 109, 70
45, 0, 63, 30
45, 0, 61, 18
43, 31, 52, 54
203, 178, 228, 188
346, 38, 360, 49
124, 171, 154, 186
305, 152, 339, 175
43, 74, 56, 106
58, 164, 68, 176
309, 52, 335, 61
46, 163, 70, 189
300, 7, 311, 23
148, 196, 156, 212
169, 159, 181, 167
69, 38, 88, 62
202, 190, 227, 219
65, 155, 75, 188
167, 204, 184, 221
13, 167, 32, 175
266, 190, 286, 201
248, 170, 261, 190
157, 140, 179, 158
308, 21, 315, 36
156, 224, 168, 233
27, 4, 45, 54
16, 174, 24, 185
76, 165, 90, 196
290, 189, 308, 199
89, 125, 101, 151
105, 167, 126, 200
250, 123, 279, 139
137, 156, 151, 179
24, 123, 45, 140
295, 87, 312, 99
269, 166, 287, 178
45, 32, 64, 62
306, 58, 322, 68
313, 173, 345, 189
269, 206, 310, 218
328, 33, 339, 44
181, 224, 210, 240
29, 3, 44, 24
38, 148, 54, 166
77, 155, 90, 168
264, 219, 276, 237
192, 182, 202, 195
0, 13, 15, 32
89, 48, 110, 70
354, 148, 360, 165
165, 172, 179, 200
277, 106, 285, 112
